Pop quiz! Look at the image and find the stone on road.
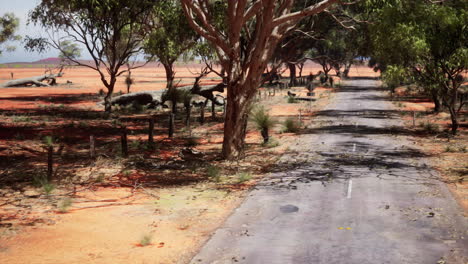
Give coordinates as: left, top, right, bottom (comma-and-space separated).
191, 79, 468, 264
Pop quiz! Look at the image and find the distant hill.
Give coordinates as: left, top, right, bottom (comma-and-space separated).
31, 57, 63, 64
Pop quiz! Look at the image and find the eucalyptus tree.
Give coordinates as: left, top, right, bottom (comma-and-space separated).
0, 13, 21, 55
144, 0, 199, 89
181, 0, 349, 159
26, 0, 156, 112
370, 0, 467, 134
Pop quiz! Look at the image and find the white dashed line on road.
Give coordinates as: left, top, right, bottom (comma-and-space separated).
347, 179, 353, 199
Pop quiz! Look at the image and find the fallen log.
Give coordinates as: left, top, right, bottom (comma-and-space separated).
110, 90, 164, 108
295, 97, 316, 102
0, 72, 64, 88
108, 83, 226, 108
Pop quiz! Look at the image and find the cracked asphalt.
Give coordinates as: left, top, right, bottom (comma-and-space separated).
190, 79, 468, 264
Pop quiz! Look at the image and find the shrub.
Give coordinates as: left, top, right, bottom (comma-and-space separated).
42, 135, 54, 146
287, 96, 297, 104
57, 197, 73, 213
42, 182, 55, 196
282, 118, 300, 133
444, 145, 456, 152
419, 121, 439, 133
250, 106, 275, 143
139, 234, 152, 246
237, 172, 252, 183
459, 145, 467, 153
262, 137, 280, 148
206, 165, 221, 182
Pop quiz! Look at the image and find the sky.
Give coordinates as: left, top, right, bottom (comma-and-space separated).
0, 0, 60, 63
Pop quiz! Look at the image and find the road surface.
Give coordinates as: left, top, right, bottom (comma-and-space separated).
190, 79, 468, 264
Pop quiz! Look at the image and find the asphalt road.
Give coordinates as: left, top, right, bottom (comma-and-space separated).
190, 79, 468, 264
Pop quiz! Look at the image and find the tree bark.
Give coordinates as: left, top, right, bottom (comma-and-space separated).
121, 126, 128, 157
163, 62, 175, 89
431, 89, 441, 113
288, 63, 296, 86
221, 82, 254, 160
261, 128, 269, 144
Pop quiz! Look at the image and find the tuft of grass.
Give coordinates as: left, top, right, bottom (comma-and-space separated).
282, 118, 300, 133
57, 197, 72, 213
287, 96, 297, 104
11, 115, 32, 123
251, 106, 275, 144
42, 135, 54, 146
42, 182, 55, 196
237, 172, 252, 183
250, 106, 275, 131
444, 145, 457, 153
419, 121, 439, 133
32, 174, 55, 195
206, 165, 221, 182
459, 145, 467, 153
139, 234, 152, 247
262, 137, 280, 148
95, 173, 106, 183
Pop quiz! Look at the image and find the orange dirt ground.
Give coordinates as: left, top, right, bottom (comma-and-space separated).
0, 65, 378, 264
393, 86, 468, 214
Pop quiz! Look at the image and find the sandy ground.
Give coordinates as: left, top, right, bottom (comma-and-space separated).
392, 86, 467, 214
0, 64, 349, 264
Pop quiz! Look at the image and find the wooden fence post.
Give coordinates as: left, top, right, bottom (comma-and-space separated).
121, 125, 128, 157
148, 118, 155, 144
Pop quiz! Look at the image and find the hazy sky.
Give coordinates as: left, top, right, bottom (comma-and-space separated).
0, 0, 59, 63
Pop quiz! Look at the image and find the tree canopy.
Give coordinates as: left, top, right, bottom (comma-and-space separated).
0, 13, 21, 56
370, 0, 467, 133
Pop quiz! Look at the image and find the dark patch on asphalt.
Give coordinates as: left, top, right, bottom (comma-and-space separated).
280, 205, 299, 213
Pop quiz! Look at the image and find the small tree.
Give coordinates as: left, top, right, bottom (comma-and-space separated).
26, 0, 155, 112
144, 0, 199, 89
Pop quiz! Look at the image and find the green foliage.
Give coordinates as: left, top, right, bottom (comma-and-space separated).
161, 88, 192, 105
370, 0, 467, 133
0, 13, 21, 55
57, 197, 72, 213
419, 121, 439, 134
58, 40, 81, 64
26, 0, 156, 112
33, 175, 55, 196
382, 65, 408, 92
42, 135, 54, 146
237, 172, 252, 183
206, 165, 221, 182
139, 234, 152, 246
144, 0, 199, 83
287, 97, 298, 104
262, 138, 280, 148
282, 118, 300, 133
250, 106, 275, 131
